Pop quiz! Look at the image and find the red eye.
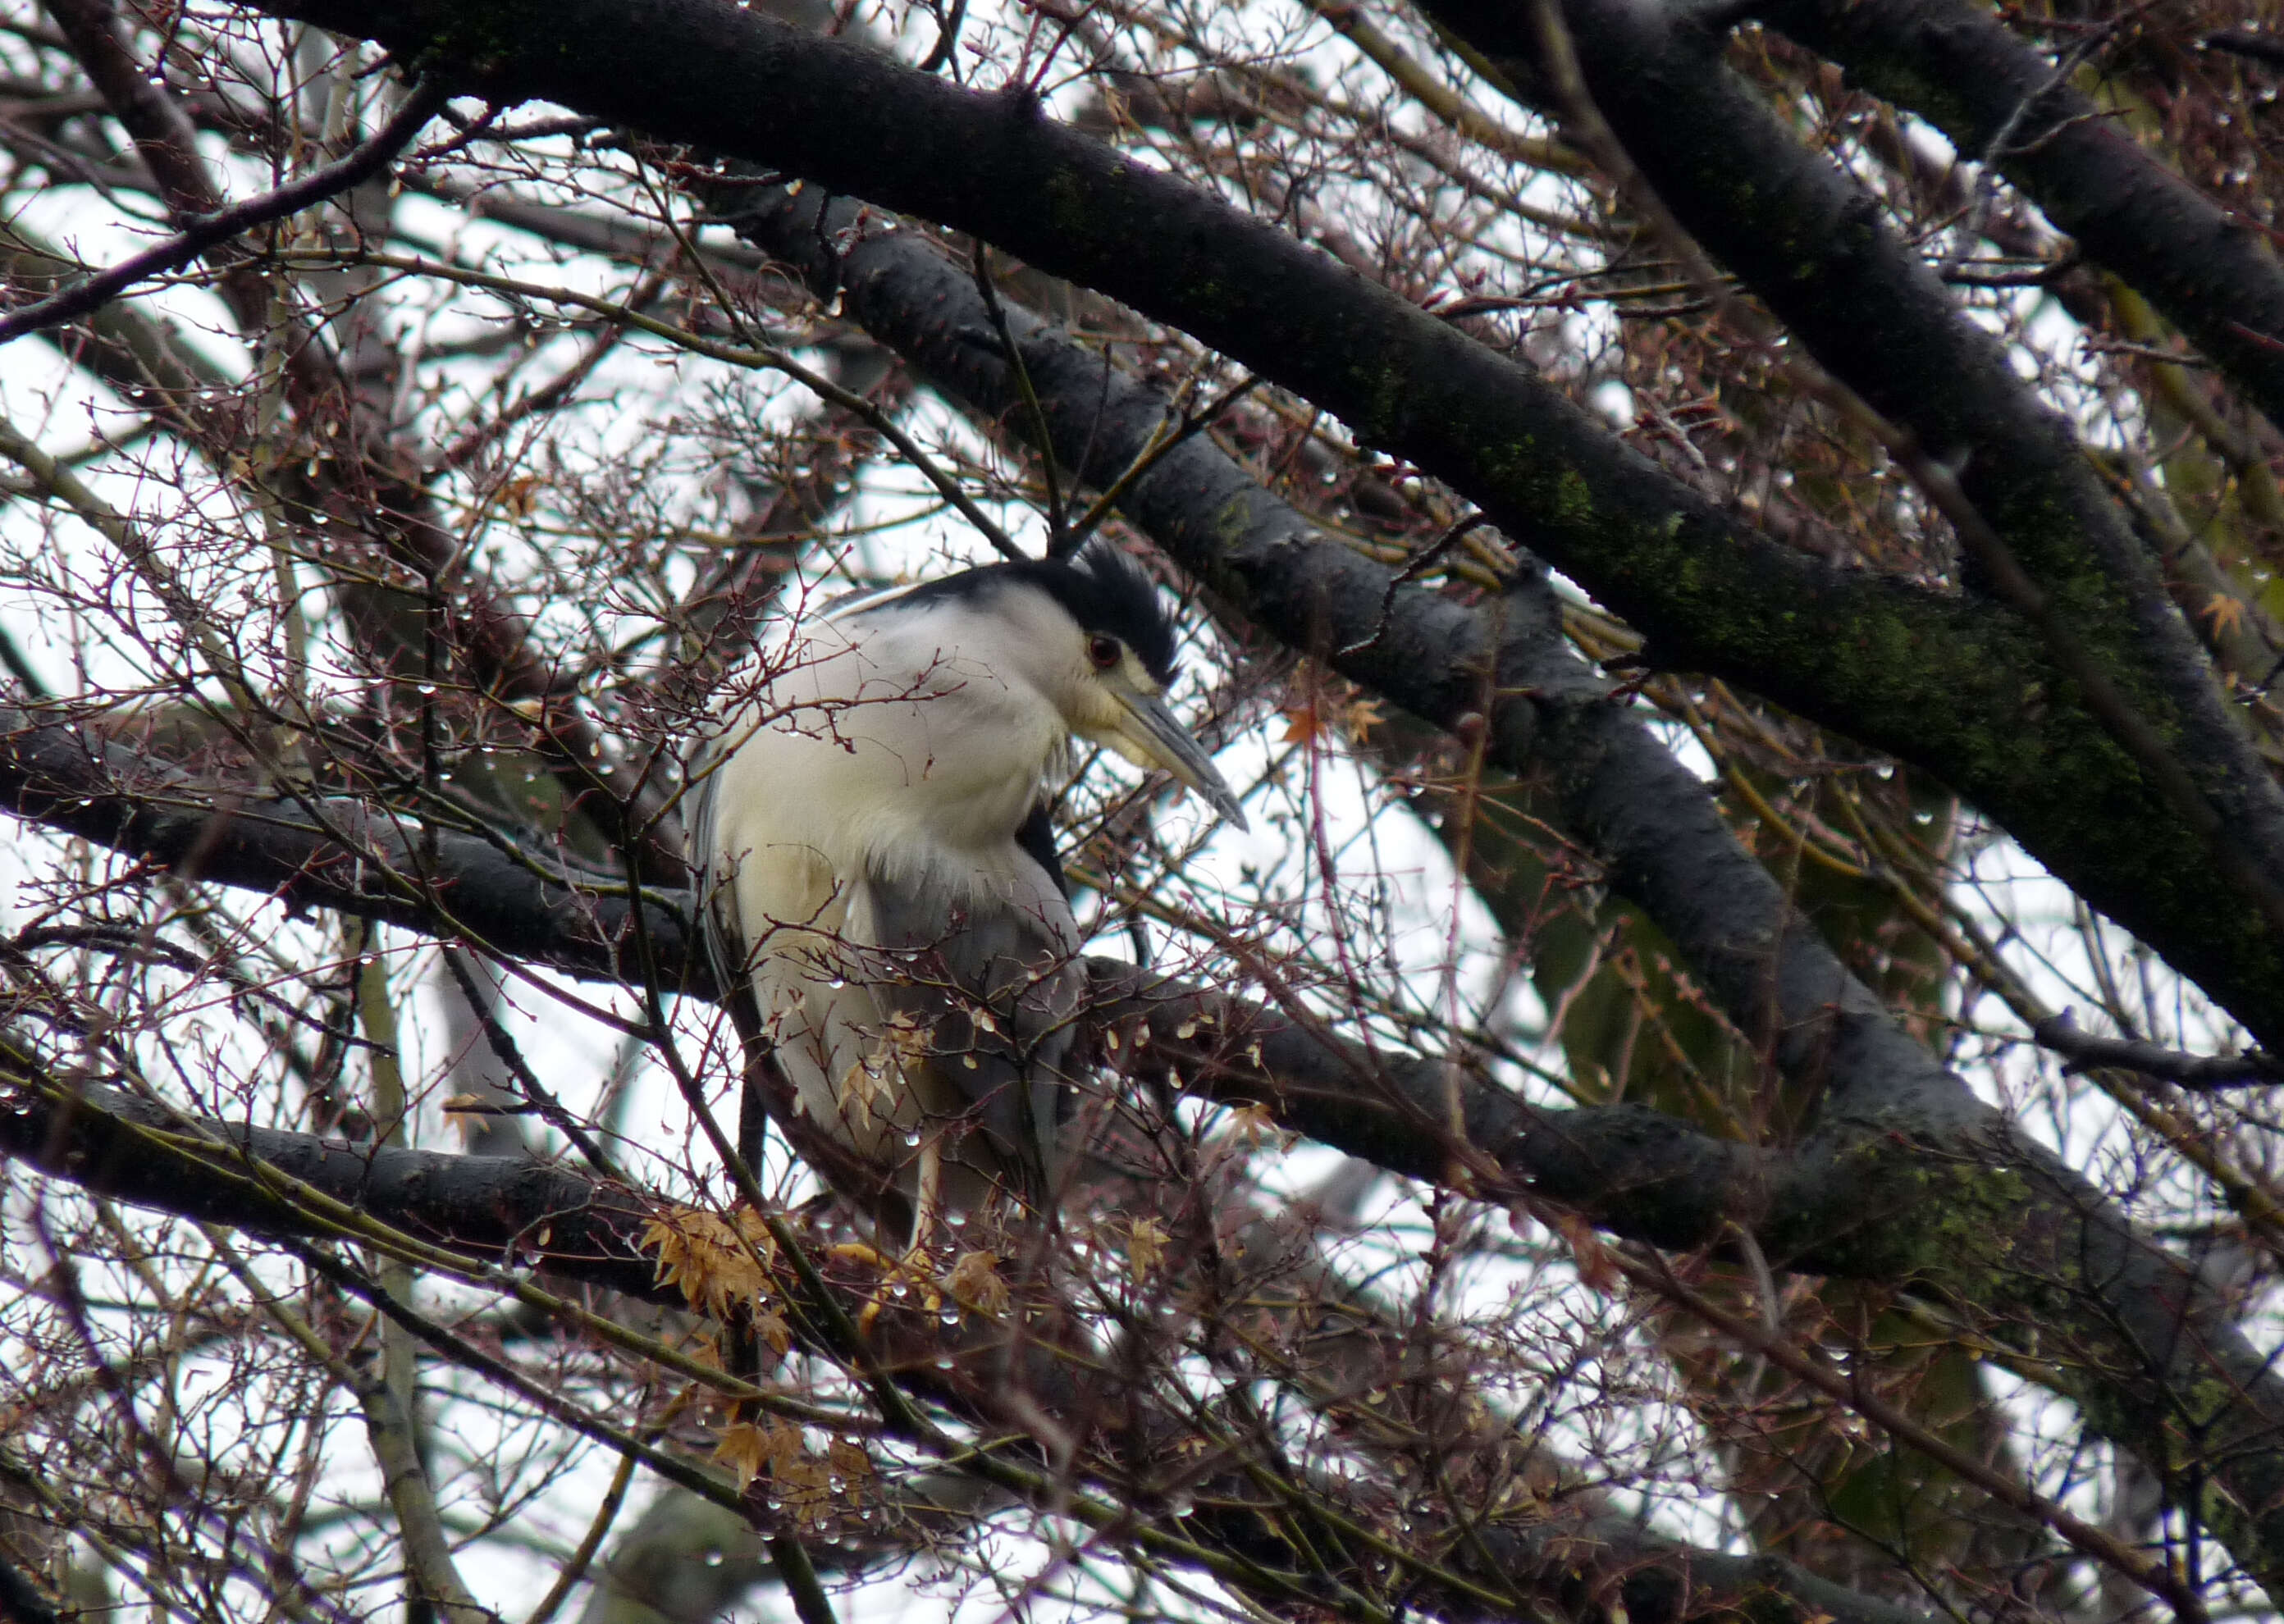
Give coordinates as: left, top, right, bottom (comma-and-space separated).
1088, 634, 1122, 670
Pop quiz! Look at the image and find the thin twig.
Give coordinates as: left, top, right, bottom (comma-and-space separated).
436, 946, 628, 1179
1337, 513, 1494, 658
1624, 1244, 2213, 1624
278, 246, 1026, 563
1063, 372, 1266, 546
522, 1438, 642, 1624
971, 242, 1063, 554
918, 0, 968, 72
1935, 22, 2116, 280
0, 77, 450, 348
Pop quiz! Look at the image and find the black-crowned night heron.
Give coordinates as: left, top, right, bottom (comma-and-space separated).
690, 544, 1244, 1242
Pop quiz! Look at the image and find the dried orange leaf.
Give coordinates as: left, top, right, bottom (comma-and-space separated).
1127, 1217, 1171, 1277
2204, 591, 2248, 640
639, 1206, 778, 1319
711, 1421, 770, 1490
827, 1437, 874, 1503
1227, 1101, 1280, 1150
753, 1308, 793, 1357
945, 1249, 1012, 1316
1280, 698, 1326, 745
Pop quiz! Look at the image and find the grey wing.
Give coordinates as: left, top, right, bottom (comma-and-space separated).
684, 734, 754, 1024
859, 855, 1082, 1202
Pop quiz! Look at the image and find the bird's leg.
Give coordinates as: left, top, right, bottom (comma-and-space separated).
835, 1236, 943, 1330
833, 1138, 948, 1330
911, 1136, 945, 1257
898, 1137, 948, 1315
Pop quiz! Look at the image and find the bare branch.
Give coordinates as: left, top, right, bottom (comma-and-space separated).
0, 78, 450, 347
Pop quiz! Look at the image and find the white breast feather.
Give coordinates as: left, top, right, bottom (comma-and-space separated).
698, 601, 1080, 1179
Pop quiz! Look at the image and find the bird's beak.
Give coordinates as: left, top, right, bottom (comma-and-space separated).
1108, 691, 1249, 831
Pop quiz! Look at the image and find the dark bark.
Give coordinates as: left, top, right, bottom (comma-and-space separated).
1756, 0, 2284, 434
0, 1079, 668, 1302
1418, 0, 2284, 972
0, 705, 699, 984
212, 0, 2284, 1058
2031, 1013, 2283, 1088
1096, 965, 1785, 1248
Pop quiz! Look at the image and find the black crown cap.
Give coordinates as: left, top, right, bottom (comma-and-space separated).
892, 542, 1178, 685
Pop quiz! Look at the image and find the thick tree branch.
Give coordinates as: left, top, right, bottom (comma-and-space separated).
0, 701, 1786, 1252
0, 1081, 1930, 1624
1418, 0, 2284, 969
0, 705, 697, 984
210, 0, 2284, 1057
2031, 1012, 2284, 1088
1756, 0, 2284, 435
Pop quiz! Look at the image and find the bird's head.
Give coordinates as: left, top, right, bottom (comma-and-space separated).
858, 545, 1247, 830
1048, 551, 1248, 833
